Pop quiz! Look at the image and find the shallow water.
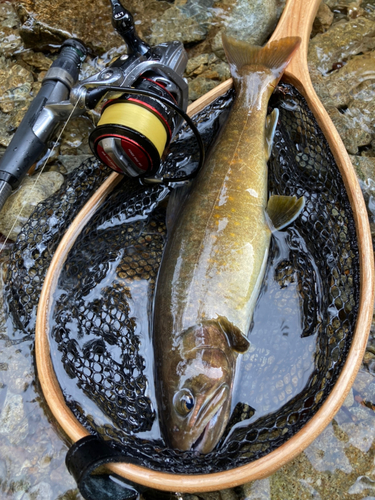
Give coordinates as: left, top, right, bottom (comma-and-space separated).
0, 0, 375, 499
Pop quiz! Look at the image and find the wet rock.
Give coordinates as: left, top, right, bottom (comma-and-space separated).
304, 422, 353, 473
340, 420, 375, 453
220, 0, 282, 45
0, 3, 23, 58
343, 388, 355, 407
185, 53, 218, 76
308, 19, 375, 155
348, 475, 375, 495
211, 30, 226, 60
28, 481, 53, 500
14, 0, 173, 54
0, 392, 28, 445
312, 3, 334, 34
3, 348, 34, 394
242, 479, 271, 499
59, 116, 94, 156
20, 50, 52, 71
324, 50, 375, 107
15, 0, 125, 54
308, 17, 375, 76
0, 171, 64, 240
188, 77, 220, 101
149, 6, 208, 46
57, 154, 93, 174
0, 60, 35, 147
186, 52, 230, 101
0, 63, 34, 110
179, 0, 216, 25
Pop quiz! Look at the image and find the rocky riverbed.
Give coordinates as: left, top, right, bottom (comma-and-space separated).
0, 0, 375, 499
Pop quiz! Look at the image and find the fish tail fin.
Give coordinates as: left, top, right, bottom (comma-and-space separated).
222, 34, 301, 88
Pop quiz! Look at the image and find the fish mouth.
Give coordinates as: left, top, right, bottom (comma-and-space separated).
190, 384, 229, 453
191, 407, 223, 453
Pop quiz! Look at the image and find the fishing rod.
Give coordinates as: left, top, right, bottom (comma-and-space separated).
0, 0, 204, 213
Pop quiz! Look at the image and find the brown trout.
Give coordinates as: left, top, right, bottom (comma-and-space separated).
153, 35, 304, 454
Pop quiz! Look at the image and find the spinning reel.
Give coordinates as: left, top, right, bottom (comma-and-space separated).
0, 0, 204, 212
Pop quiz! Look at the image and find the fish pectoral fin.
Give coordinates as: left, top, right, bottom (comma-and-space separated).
217, 316, 250, 353
266, 194, 305, 231
265, 108, 279, 160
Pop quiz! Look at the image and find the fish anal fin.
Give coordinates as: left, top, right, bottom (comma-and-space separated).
265, 108, 279, 160
217, 316, 250, 353
266, 195, 305, 231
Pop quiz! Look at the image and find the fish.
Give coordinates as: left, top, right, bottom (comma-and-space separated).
152, 34, 305, 454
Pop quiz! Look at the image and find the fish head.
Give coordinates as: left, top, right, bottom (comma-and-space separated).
167, 346, 233, 454
160, 319, 249, 454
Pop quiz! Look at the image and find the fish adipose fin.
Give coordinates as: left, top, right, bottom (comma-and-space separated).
222, 34, 301, 87
266, 195, 305, 231
265, 108, 279, 160
217, 316, 250, 353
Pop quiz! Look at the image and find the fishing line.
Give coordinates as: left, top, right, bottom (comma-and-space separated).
0, 100, 80, 253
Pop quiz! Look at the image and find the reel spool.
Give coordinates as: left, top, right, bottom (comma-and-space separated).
89, 76, 179, 178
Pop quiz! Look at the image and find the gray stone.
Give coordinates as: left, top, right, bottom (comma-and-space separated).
179, 0, 216, 25
222, 0, 281, 45
0, 392, 28, 445
29, 481, 53, 500
0, 171, 64, 240
57, 154, 93, 174
343, 388, 355, 408
149, 6, 208, 46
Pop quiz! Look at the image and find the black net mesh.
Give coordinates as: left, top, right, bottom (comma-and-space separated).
5, 84, 360, 474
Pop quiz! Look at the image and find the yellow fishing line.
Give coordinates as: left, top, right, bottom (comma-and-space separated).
98, 102, 167, 156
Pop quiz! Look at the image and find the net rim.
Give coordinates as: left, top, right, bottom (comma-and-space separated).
35, 76, 374, 492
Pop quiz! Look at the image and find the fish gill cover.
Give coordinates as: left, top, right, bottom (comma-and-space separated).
5, 84, 360, 474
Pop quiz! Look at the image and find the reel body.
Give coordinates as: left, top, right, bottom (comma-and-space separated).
0, 0, 194, 212
90, 70, 185, 178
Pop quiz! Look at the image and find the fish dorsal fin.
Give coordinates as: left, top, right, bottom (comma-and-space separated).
265, 108, 279, 160
266, 195, 305, 231
222, 34, 301, 81
166, 183, 192, 232
217, 316, 250, 353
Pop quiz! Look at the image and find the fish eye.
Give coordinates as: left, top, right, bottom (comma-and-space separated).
173, 389, 195, 416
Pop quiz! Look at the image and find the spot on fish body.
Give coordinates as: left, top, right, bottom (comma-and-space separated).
246, 188, 259, 198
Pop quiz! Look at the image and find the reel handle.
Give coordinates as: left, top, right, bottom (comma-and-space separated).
109, 0, 150, 56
